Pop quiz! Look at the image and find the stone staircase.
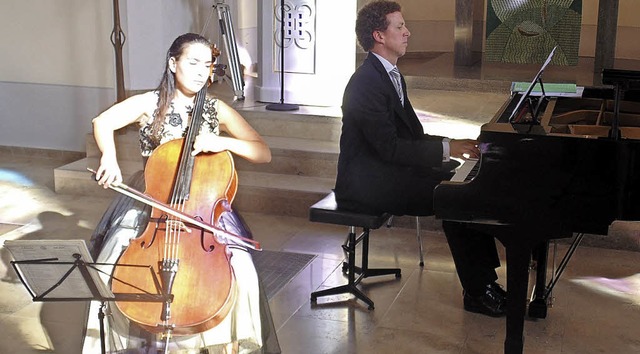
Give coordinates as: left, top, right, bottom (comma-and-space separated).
53, 71, 512, 224
51, 87, 640, 250
225, 109, 341, 217
54, 107, 341, 220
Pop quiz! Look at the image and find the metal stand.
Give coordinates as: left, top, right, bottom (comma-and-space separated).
213, 0, 245, 100
310, 226, 401, 310
266, 0, 299, 111
111, 0, 126, 103
10, 254, 169, 354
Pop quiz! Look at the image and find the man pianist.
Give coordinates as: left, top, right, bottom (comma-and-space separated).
333, 0, 507, 317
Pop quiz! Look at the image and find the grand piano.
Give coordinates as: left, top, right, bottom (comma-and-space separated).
433, 68, 640, 353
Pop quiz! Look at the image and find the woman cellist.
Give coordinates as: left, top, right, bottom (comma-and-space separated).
82, 33, 280, 354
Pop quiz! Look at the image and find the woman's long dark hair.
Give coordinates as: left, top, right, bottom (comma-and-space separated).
149, 33, 213, 144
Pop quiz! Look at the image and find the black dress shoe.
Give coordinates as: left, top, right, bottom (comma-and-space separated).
489, 281, 507, 299
463, 284, 507, 317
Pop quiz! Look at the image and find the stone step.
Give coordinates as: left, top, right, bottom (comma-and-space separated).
54, 103, 441, 232
54, 158, 336, 217
84, 109, 343, 148
233, 171, 334, 218
54, 158, 147, 198
235, 136, 338, 179
54, 158, 114, 198
239, 108, 342, 142
53, 157, 442, 233
85, 127, 144, 161
83, 130, 340, 180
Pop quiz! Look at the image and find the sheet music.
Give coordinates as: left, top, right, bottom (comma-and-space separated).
525, 86, 584, 98
3, 239, 113, 299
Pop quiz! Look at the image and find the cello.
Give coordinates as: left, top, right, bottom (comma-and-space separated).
108, 69, 241, 336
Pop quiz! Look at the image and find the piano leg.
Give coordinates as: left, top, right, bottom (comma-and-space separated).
528, 241, 549, 319
504, 244, 531, 354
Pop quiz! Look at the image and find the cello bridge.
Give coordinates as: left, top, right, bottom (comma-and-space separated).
166, 219, 192, 233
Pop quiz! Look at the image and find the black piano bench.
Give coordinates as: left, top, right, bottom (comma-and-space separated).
308, 192, 402, 310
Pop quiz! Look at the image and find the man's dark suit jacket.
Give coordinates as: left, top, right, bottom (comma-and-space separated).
335, 53, 450, 216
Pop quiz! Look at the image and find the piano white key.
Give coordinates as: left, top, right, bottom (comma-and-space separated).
450, 158, 479, 182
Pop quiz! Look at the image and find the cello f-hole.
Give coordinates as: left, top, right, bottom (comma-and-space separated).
141, 215, 166, 248
192, 215, 216, 252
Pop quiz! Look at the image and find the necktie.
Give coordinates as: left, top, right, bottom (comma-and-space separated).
389, 67, 404, 105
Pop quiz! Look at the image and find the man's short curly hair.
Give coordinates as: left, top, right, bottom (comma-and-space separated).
355, 1, 402, 52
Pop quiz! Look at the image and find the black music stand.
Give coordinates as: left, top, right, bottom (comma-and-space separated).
4, 240, 169, 354
508, 46, 558, 132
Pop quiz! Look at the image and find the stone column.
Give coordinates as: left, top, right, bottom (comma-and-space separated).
454, 0, 474, 66
594, 0, 619, 74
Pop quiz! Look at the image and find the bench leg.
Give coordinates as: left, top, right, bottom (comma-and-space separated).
311, 226, 401, 310
310, 284, 375, 310
357, 228, 401, 279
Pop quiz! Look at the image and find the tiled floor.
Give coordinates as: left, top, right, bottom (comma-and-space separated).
2, 54, 640, 353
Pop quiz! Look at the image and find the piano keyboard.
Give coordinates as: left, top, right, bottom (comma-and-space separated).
450, 158, 479, 182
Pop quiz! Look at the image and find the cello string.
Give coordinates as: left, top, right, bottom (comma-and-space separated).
178, 86, 205, 260
157, 84, 208, 271
169, 86, 205, 262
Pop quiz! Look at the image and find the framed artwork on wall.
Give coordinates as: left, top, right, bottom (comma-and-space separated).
485, 0, 582, 66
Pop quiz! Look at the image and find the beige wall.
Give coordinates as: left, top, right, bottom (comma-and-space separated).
0, 0, 213, 89
0, 0, 202, 152
357, 0, 640, 60
0, 0, 113, 87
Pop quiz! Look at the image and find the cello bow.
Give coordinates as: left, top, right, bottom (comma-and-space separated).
87, 167, 261, 251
